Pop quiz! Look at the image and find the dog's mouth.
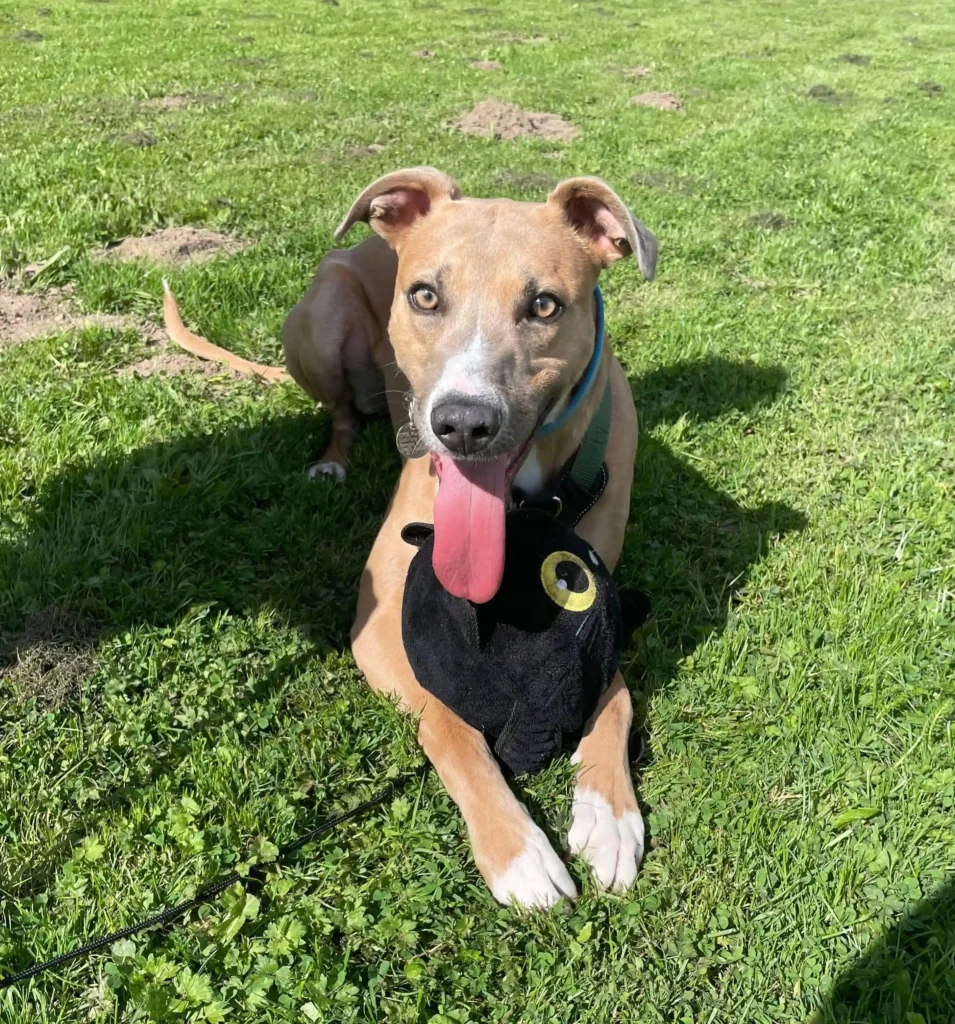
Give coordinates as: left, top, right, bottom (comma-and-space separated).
430, 415, 544, 605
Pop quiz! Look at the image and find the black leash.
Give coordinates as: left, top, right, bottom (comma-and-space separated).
0, 762, 431, 990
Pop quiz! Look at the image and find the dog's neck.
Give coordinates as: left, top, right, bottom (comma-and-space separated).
514, 352, 611, 497
513, 306, 611, 498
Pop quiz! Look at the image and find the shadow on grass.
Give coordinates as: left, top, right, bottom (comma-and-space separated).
0, 355, 804, 899
814, 879, 955, 1023
620, 358, 806, 757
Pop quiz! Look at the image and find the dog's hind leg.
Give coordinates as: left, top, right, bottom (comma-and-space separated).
281, 268, 384, 481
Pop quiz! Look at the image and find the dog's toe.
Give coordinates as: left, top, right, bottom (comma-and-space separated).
306, 460, 347, 482
490, 824, 577, 909
568, 788, 644, 893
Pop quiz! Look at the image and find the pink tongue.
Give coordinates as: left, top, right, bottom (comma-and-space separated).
432, 455, 508, 604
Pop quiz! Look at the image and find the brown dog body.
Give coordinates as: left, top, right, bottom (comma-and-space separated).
280, 237, 403, 478
163, 168, 657, 906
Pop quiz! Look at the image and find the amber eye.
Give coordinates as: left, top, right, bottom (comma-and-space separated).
530, 293, 562, 320
410, 285, 440, 311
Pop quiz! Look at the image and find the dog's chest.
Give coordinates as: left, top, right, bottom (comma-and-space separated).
513, 447, 545, 497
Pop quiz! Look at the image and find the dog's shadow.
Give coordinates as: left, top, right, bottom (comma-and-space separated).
0, 355, 802, 894
619, 358, 806, 747
813, 878, 955, 1022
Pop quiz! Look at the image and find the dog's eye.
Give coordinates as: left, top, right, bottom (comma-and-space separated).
410, 285, 440, 311
530, 293, 562, 320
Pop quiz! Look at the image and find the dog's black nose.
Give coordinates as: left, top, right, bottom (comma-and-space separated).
431, 399, 502, 456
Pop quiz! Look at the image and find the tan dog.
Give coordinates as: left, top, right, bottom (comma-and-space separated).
164, 168, 657, 906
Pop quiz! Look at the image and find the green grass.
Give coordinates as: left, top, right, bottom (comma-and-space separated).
1, 0, 954, 1020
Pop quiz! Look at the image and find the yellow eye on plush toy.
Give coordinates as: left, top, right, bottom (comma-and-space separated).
540, 551, 597, 612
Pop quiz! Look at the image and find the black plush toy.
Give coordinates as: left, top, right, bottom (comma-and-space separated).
401, 509, 650, 776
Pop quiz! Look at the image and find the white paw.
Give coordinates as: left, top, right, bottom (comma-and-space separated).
568, 789, 644, 893
306, 460, 346, 482
490, 818, 578, 909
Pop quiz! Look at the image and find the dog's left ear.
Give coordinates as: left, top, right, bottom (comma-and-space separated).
335, 167, 461, 247
548, 177, 658, 280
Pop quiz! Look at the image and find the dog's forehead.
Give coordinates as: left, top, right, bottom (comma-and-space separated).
397, 196, 585, 283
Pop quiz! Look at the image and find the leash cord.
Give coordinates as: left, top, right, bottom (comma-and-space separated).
0, 762, 431, 990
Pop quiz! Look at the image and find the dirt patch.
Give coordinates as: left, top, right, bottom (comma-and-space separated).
918, 80, 943, 95
631, 91, 684, 111
454, 99, 580, 141
740, 277, 775, 289
98, 227, 248, 267
494, 169, 558, 192
15, 29, 44, 42
748, 211, 789, 230
120, 351, 239, 380
0, 283, 156, 346
232, 56, 265, 67
118, 130, 157, 148
38, 7, 53, 15
471, 59, 502, 71
343, 142, 385, 158
0, 609, 97, 708
623, 65, 652, 78
411, 49, 436, 59
138, 93, 226, 112
808, 84, 851, 104
837, 53, 871, 65
632, 170, 704, 195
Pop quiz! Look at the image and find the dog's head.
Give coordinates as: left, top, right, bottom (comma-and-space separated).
336, 168, 657, 603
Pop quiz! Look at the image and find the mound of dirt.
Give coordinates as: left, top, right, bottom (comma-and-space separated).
622, 65, 652, 78
100, 227, 247, 267
837, 53, 871, 65
118, 130, 156, 148
454, 99, 579, 141
632, 170, 704, 195
344, 142, 386, 157
808, 84, 852, 104
411, 49, 435, 59
0, 283, 151, 346
120, 351, 239, 380
631, 91, 684, 111
495, 169, 557, 192
471, 59, 502, 71
748, 211, 789, 230
137, 93, 225, 111
0, 608, 97, 708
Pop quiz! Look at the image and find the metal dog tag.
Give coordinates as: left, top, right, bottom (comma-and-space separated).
395, 423, 425, 459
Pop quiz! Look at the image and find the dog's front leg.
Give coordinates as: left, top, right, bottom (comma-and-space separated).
564, 357, 644, 890
358, 639, 577, 907
567, 672, 644, 891
417, 696, 577, 908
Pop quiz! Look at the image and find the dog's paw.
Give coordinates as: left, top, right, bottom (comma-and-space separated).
306, 460, 346, 482
568, 788, 644, 893
489, 820, 577, 909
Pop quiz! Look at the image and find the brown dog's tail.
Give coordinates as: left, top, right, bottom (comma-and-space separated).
162, 279, 290, 383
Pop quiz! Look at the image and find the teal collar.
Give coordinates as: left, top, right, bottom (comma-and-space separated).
536, 286, 605, 439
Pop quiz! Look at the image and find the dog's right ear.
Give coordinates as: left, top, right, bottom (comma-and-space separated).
335, 168, 461, 247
